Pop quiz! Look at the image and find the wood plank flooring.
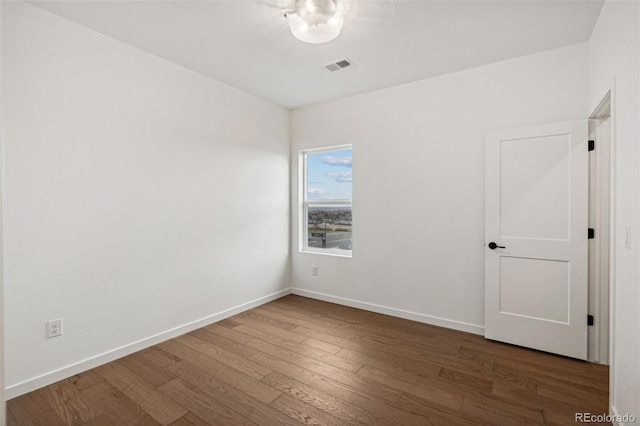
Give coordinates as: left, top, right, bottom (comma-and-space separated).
7, 295, 610, 425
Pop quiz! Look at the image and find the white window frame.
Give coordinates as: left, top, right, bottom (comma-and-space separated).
301, 145, 352, 257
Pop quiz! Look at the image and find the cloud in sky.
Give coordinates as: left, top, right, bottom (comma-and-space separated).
321, 156, 352, 167
308, 187, 328, 195
327, 171, 352, 183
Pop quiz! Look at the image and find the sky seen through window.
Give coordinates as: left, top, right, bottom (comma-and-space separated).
306, 148, 352, 200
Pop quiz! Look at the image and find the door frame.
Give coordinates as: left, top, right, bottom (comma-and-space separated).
588, 93, 612, 365
588, 84, 617, 414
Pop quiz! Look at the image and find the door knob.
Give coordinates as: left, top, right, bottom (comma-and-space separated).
488, 242, 505, 249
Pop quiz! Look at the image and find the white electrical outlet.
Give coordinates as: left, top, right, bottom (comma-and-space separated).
47, 318, 63, 338
312, 265, 319, 276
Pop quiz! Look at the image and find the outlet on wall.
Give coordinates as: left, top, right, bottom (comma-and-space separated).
47, 318, 63, 338
312, 265, 319, 276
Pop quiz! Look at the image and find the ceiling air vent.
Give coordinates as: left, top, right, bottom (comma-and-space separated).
324, 58, 354, 73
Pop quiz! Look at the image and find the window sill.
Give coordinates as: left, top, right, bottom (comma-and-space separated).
300, 248, 352, 258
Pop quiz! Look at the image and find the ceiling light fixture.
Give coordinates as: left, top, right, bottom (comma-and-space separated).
285, 0, 346, 44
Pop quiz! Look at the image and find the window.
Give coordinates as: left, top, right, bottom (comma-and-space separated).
301, 146, 352, 256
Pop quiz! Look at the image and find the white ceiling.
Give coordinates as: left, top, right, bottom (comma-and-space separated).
30, 0, 603, 109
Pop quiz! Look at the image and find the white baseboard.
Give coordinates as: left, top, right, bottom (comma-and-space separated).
4, 288, 291, 400
609, 406, 638, 426
290, 288, 485, 335
611, 406, 622, 426
6, 287, 485, 399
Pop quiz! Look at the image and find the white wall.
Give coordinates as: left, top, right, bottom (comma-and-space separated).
588, 1, 640, 422
291, 43, 588, 333
2, 2, 290, 397
0, 0, 5, 421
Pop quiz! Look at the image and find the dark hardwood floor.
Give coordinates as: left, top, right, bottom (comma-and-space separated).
7, 295, 610, 425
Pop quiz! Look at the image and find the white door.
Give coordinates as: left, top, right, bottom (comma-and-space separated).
485, 120, 589, 360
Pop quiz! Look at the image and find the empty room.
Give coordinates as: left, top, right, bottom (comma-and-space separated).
1, 0, 639, 425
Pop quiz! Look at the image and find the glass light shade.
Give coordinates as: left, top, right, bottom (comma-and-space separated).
287, 0, 345, 44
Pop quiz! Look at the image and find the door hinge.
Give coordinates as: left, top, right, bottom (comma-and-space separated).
588, 228, 595, 239
588, 315, 594, 326
588, 140, 595, 151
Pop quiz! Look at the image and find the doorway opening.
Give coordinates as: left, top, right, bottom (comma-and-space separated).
587, 92, 612, 365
